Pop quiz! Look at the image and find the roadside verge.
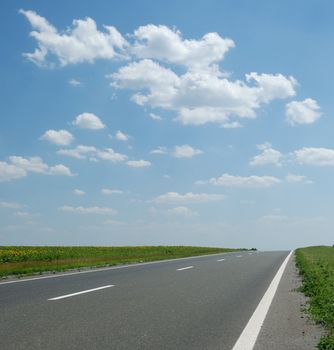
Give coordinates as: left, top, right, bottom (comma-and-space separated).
254, 252, 323, 350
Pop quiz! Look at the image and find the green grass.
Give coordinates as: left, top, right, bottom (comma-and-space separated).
295, 246, 334, 349
0, 246, 243, 278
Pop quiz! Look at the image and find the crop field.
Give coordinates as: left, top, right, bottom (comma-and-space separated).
0, 246, 241, 278
295, 246, 334, 350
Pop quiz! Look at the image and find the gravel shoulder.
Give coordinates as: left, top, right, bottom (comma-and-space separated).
254, 252, 324, 350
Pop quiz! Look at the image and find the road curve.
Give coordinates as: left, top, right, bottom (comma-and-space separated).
0, 251, 289, 350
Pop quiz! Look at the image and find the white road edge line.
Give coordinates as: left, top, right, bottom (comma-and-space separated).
177, 266, 194, 271
231, 250, 293, 350
48, 285, 114, 301
217, 258, 225, 261
236, 255, 243, 258
0, 252, 241, 285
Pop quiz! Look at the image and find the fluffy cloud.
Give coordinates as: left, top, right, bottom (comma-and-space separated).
151, 144, 203, 158
49, 164, 74, 176
72, 113, 105, 129
40, 129, 74, 145
111, 61, 297, 125
151, 146, 168, 155
68, 79, 82, 86
245, 72, 297, 103
101, 188, 123, 195
126, 160, 151, 168
98, 148, 128, 161
149, 113, 163, 121
198, 173, 281, 188
115, 130, 129, 141
58, 145, 127, 162
21, 11, 298, 126
294, 147, 334, 166
59, 205, 117, 215
285, 174, 313, 184
250, 143, 283, 167
110, 59, 180, 109
0, 156, 74, 182
167, 206, 198, 217
285, 98, 321, 125
57, 145, 97, 159
9, 156, 49, 173
73, 189, 85, 196
221, 121, 243, 129
132, 24, 234, 68
20, 9, 128, 66
173, 145, 203, 158
0, 162, 27, 182
154, 192, 225, 203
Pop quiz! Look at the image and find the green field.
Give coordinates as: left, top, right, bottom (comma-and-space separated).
295, 246, 334, 350
0, 246, 242, 278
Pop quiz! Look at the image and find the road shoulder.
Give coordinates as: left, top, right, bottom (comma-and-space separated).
254, 252, 323, 350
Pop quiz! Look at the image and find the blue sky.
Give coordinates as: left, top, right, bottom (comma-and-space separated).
1, 0, 334, 249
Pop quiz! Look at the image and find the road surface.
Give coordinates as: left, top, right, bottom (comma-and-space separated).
0, 251, 289, 350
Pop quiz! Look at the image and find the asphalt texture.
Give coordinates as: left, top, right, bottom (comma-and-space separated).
0, 251, 289, 350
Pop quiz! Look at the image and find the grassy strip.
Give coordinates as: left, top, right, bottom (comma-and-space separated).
295, 246, 334, 349
0, 246, 245, 278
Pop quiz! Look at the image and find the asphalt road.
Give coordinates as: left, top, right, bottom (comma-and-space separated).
0, 251, 289, 350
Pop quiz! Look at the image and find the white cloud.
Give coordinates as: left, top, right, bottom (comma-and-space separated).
57, 145, 97, 159
0, 162, 27, 182
245, 72, 297, 103
0, 201, 21, 209
154, 192, 225, 203
132, 24, 234, 69
115, 130, 129, 141
200, 173, 281, 188
68, 79, 82, 86
167, 206, 198, 217
294, 147, 334, 166
101, 188, 123, 195
172, 145, 203, 158
57, 145, 127, 162
21, 12, 298, 126
9, 156, 49, 173
20, 9, 128, 67
0, 156, 74, 181
97, 148, 128, 162
111, 61, 297, 126
285, 174, 313, 184
73, 189, 85, 196
110, 59, 180, 109
40, 129, 74, 145
151, 146, 168, 155
49, 164, 74, 176
250, 142, 283, 167
127, 160, 151, 168
286, 98, 321, 126
72, 113, 105, 129
149, 113, 163, 121
9, 156, 74, 176
151, 144, 202, 158
149, 205, 198, 217
221, 121, 243, 129
59, 205, 117, 215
